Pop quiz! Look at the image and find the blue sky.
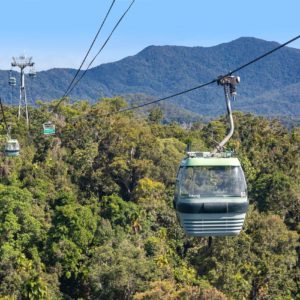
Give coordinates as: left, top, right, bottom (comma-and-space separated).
0, 0, 299, 70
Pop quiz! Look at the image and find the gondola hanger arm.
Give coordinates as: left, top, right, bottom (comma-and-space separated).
212, 75, 240, 155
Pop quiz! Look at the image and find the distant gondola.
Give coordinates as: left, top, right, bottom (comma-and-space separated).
29, 68, 37, 78
43, 121, 56, 135
5, 139, 20, 157
8, 76, 16, 86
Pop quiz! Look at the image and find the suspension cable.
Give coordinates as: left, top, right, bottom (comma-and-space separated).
62, 0, 117, 99
54, 0, 136, 112
118, 79, 217, 113
228, 35, 300, 75
102, 34, 300, 116
65, 0, 135, 97
0, 98, 8, 131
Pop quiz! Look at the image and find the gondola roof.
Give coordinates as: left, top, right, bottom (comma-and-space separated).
180, 153, 241, 167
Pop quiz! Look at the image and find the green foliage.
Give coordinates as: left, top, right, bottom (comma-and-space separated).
87, 238, 165, 299
148, 107, 164, 124
100, 194, 141, 231
0, 99, 299, 299
133, 279, 227, 300
254, 172, 297, 217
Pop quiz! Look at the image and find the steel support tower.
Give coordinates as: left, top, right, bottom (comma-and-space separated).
11, 55, 34, 126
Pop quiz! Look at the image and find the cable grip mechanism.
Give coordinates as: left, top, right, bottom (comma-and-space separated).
218, 75, 240, 97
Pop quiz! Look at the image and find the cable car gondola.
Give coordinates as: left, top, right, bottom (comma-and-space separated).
43, 121, 56, 135
8, 70, 16, 87
4, 139, 20, 157
174, 151, 248, 236
29, 68, 37, 78
0, 100, 20, 157
8, 76, 16, 86
174, 75, 248, 237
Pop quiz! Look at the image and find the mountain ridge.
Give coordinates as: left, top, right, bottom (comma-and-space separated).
1, 37, 299, 117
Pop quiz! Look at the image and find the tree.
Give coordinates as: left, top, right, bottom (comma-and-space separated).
148, 107, 164, 124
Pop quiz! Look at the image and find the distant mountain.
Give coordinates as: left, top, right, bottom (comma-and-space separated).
1, 37, 300, 117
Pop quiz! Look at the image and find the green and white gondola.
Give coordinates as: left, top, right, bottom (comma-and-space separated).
174, 152, 248, 236
8, 76, 16, 86
5, 139, 20, 157
174, 75, 249, 237
43, 122, 55, 135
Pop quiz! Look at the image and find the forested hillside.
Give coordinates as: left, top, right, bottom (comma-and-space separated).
1, 37, 300, 118
0, 98, 299, 299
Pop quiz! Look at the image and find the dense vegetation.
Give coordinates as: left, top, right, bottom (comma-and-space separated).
1, 37, 300, 118
0, 97, 299, 299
